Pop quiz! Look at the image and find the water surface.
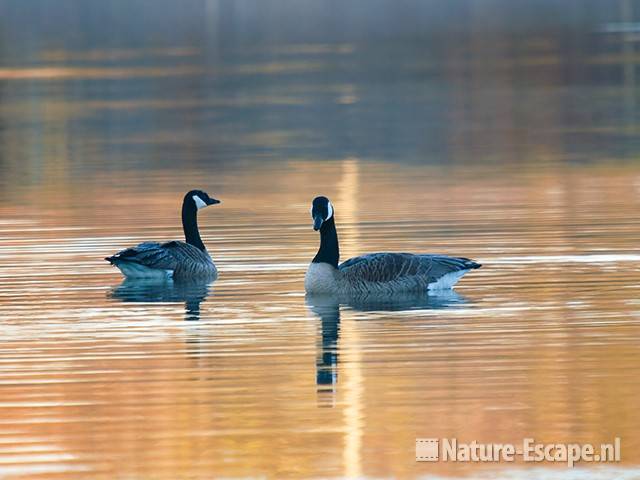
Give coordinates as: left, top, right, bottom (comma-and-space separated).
1, 12, 640, 479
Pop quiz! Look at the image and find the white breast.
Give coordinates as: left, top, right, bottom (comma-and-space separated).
305, 263, 339, 294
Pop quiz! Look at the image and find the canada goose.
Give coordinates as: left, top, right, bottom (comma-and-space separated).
105, 190, 220, 280
304, 196, 481, 294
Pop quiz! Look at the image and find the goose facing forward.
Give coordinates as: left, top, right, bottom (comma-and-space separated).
304, 196, 481, 295
106, 190, 220, 280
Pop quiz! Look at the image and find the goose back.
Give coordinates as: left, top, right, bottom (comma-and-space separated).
337, 252, 480, 294
106, 241, 217, 280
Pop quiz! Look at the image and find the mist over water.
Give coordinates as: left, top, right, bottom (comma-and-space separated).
1, 1, 640, 478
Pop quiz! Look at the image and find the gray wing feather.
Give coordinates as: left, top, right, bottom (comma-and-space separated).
106, 242, 178, 270
106, 241, 216, 279
339, 253, 480, 292
160, 241, 216, 278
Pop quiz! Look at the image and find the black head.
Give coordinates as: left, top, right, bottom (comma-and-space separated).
184, 190, 220, 210
311, 196, 334, 231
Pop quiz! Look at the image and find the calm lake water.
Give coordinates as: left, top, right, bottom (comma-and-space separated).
2, 6, 640, 478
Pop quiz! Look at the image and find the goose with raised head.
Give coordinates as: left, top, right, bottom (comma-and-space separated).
304, 196, 481, 295
106, 190, 220, 280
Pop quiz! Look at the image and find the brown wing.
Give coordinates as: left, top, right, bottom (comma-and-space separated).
106, 241, 215, 277
160, 241, 216, 278
106, 242, 179, 270
339, 253, 480, 286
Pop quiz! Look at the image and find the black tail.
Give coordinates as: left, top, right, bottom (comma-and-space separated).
465, 259, 482, 269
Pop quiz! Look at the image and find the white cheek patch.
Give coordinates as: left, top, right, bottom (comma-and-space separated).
326, 201, 333, 220
193, 195, 207, 210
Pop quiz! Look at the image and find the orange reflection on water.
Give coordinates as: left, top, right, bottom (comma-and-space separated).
0, 65, 204, 80
1, 28, 640, 478
1, 160, 640, 478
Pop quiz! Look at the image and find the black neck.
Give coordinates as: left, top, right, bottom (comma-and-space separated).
182, 201, 206, 251
313, 216, 339, 268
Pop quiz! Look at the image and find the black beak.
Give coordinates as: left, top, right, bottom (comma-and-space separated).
313, 214, 323, 231
207, 198, 221, 205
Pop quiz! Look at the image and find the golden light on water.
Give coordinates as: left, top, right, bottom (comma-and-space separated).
3, 160, 640, 477
337, 157, 363, 478
2, 2, 640, 477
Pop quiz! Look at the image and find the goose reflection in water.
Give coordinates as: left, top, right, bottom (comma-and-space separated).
305, 291, 467, 404
109, 279, 213, 321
